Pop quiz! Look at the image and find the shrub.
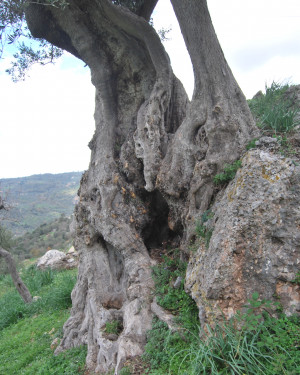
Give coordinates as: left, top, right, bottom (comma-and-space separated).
104, 320, 122, 335
0, 225, 15, 250
151, 250, 198, 330
246, 138, 258, 150
213, 160, 242, 185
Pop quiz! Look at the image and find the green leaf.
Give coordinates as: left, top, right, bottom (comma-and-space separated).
252, 292, 259, 301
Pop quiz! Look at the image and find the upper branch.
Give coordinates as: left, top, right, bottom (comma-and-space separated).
136, 0, 158, 21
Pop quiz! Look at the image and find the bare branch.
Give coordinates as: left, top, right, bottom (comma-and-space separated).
0, 246, 32, 303
0, 195, 8, 211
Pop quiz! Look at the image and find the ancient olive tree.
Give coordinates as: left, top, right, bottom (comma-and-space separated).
3, 0, 258, 373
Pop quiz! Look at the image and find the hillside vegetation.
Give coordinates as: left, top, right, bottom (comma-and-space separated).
0, 172, 82, 236
14, 215, 73, 260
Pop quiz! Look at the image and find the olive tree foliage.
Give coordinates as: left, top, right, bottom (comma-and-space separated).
0, 0, 64, 80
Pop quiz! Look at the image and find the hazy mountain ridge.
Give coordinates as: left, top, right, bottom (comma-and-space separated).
0, 172, 82, 236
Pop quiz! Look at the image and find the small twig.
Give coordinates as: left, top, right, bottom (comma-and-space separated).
28, 0, 69, 9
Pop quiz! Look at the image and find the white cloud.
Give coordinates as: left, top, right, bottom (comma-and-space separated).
0, 58, 95, 178
208, 0, 300, 97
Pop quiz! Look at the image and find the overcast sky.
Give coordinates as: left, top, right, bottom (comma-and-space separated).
1, 0, 300, 179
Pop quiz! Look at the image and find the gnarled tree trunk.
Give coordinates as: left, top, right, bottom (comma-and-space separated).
25, 0, 257, 373
0, 247, 32, 303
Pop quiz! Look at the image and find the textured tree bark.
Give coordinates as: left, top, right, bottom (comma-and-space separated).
0, 247, 32, 303
157, 0, 258, 245
25, 0, 258, 373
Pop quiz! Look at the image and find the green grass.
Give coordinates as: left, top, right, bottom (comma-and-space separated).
246, 138, 259, 150
120, 367, 131, 375
0, 311, 86, 375
0, 265, 86, 375
248, 81, 300, 134
291, 271, 300, 285
104, 320, 123, 335
195, 209, 214, 249
150, 250, 199, 331
144, 250, 201, 373
0, 267, 77, 331
144, 252, 300, 375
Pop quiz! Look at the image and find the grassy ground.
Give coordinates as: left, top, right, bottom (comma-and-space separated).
1, 248, 299, 375
0, 266, 87, 375
141, 250, 300, 375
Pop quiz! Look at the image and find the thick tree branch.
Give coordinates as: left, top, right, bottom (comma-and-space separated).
0, 247, 32, 303
136, 0, 158, 21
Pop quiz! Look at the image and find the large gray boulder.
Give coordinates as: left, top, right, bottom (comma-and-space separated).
36, 248, 78, 270
186, 148, 300, 325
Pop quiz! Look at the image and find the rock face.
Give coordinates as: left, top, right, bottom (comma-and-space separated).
36, 248, 78, 270
186, 149, 300, 325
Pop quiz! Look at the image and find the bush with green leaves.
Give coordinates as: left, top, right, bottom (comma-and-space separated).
0, 225, 15, 250
246, 138, 258, 150
213, 160, 242, 185
248, 81, 300, 134
104, 320, 123, 335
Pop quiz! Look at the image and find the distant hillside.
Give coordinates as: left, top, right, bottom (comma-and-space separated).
13, 214, 73, 260
0, 172, 82, 236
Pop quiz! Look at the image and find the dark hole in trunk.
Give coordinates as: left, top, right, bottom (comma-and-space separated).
141, 190, 178, 249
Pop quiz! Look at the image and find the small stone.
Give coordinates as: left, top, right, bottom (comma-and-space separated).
173, 276, 182, 289
50, 338, 60, 350
36, 249, 78, 270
